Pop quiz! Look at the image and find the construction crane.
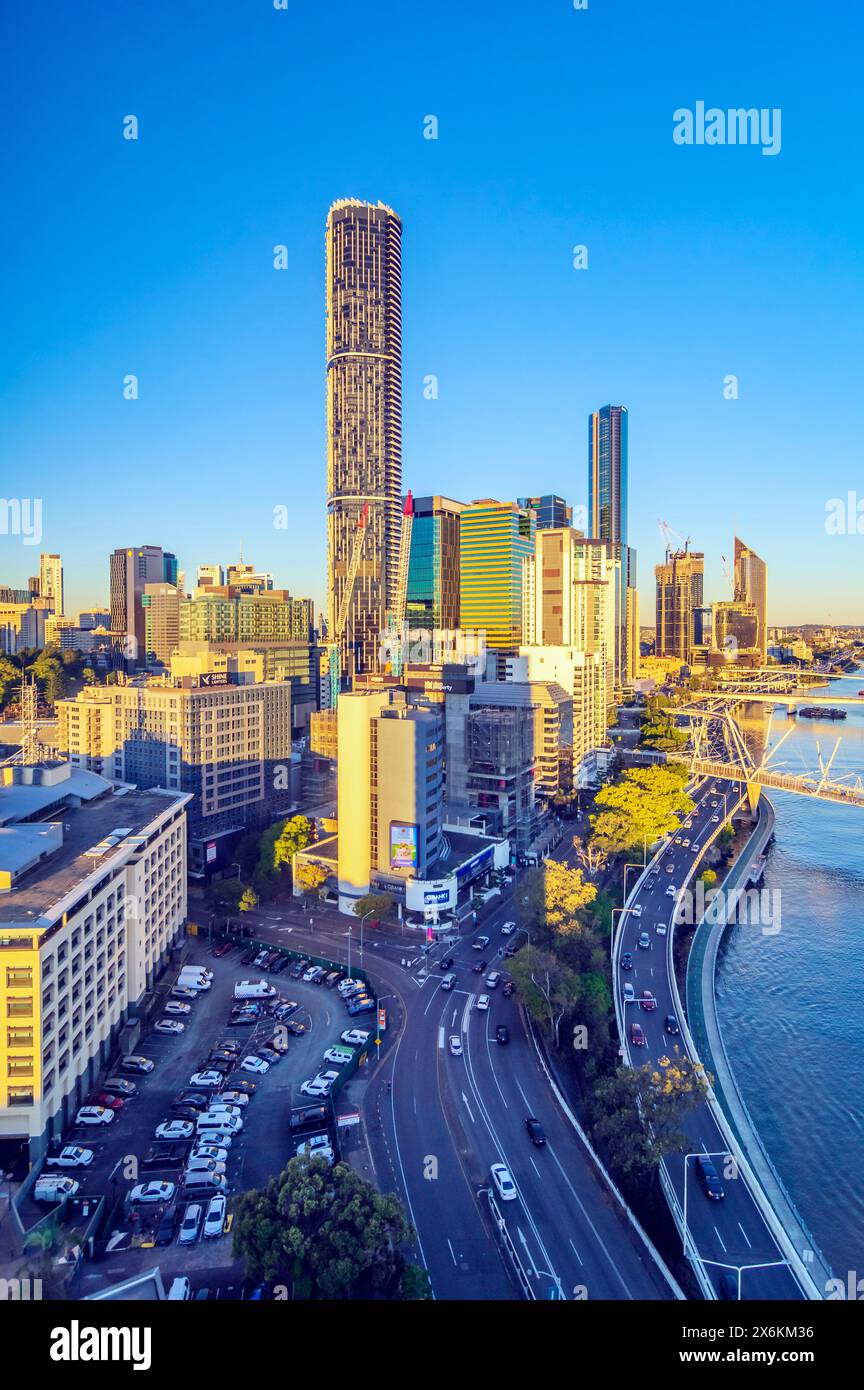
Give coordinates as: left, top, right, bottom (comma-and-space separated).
391, 490, 414, 632
327, 503, 370, 705
658, 518, 691, 558
720, 553, 736, 597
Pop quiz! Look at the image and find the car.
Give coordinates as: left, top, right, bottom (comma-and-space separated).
490, 1163, 517, 1202
238, 1054, 268, 1076
665, 884, 677, 898
341, 1029, 371, 1046
285, 1019, 309, 1034
525, 1117, 546, 1146
495, 1024, 510, 1045
155, 1120, 194, 1141
74, 1105, 114, 1127
296, 1134, 335, 1161
340, 983, 365, 1000
439, 956, 454, 971
141, 1143, 190, 1170
448, 1035, 463, 1056
263, 1033, 289, 1054
711, 799, 719, 808
711, 814, 720, 823
203, 1193, 227, 1238
240, 948, 258, 966
620, 951, 633, 970
302, 965, 319, 982
178, 1203, 203, 1245
695, 1155, 725, 1201
289, 960, 308, 979
682, 839, 691, 849
255, 1047, 282, 1066
45, 1145, 94, 1169
630, 903, 643, 917
171, 985, 198, 1000
253, 949, 270, 968
230, 1011, 258, 1026
86, 1091, 124, 1110
323, 1047, 354, 1065
473, 935, 490, 950
174, 1090, 208, 1108
155, 1204, 178, 1246
194, 1129, 233, 1148
212, 941, 233, 957
337, 976, 364, 994
102, 1077, 137, 1097
664, 1014, 680, 1035
655, 919, 667, 936
503, 946, 518, 959
347, 1000, 374, 1016
129, 1181, 176, 1205
502, 981, 515, 998
640, 989, 657, 1011
169, 1105, 201, 1123
629, 1023, 646, 1047
476, 994, 490, 1011
206, 1103, 242, 1120
226, 1078, 257, 1095
472, 960, 487, 973
189, 1071, 224, 1088
34, 1175, 80, 1203
120, 1055, 154, 1074
164, 1001, 191, 1017
209, 1047, 238, 1063
299, 1079, 330, 1098
623, 982, 635, 1003
674, 836, 682, 845
637, 932, 651, 950
186, 1156, 227, 1176
501, 921, 517, 935
155, 1020, 186, 1036
217, 1090, 249, 1107
485, 971, 501, 989
191, 1144, 229, 1163
274, 1001, 299, 1020
271, 955, 292, 975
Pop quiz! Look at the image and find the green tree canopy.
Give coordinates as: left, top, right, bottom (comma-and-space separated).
591, 1051, 710, 1180
352, 891, 394, 921
590, 765, 694, 854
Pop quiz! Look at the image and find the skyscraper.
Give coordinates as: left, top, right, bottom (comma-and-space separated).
110, 546, 178, 666
406, 495, 464, 631
589, 404, 628, 544
460, 500, 536, 649
326, 199, 403, 682
517, 495, 572, 530
655, 548, 705, 662
39, 553, 63, 614
734, 537, 768, 661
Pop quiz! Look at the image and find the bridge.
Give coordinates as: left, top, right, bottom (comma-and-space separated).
687, 689, 864, 709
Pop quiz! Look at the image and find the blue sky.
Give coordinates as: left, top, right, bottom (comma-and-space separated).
1, 0, 862, 625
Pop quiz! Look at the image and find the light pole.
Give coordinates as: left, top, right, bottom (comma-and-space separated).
359, 907, 375, 962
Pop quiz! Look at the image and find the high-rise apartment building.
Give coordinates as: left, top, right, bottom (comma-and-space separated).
39, 553, 64, 614
406, 495, 464, 631
326, 199, 403, 681
223, 564, 274, 595
180, 590, 313, 645
460, 500, 535, 649
734, 537, 768, 661
655, 548, 705, 662
196, 564, 224, 589
589, 405, 628, 545
712, 600, 761, 661
142, 582, 183, 667
517, 495, 572, 530
110, 546, 178, 667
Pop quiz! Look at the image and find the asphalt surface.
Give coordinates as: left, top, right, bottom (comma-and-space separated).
616, 775, 809, 1301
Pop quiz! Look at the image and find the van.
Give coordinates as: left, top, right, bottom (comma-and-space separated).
197, 1113, 241, 1137
167, 1277, 191, 1300
440, 973, 456, 991
325, 1047, 354, 1065
179, 965, 212, 980
233, 979, 275, 1000
183, 1171, 227, 1196
178, 970, 210, 988
34, 1175, 80, 1203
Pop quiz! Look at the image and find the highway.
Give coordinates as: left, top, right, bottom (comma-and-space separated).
615, 774, 810, 1300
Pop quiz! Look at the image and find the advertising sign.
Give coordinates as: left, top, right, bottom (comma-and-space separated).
205, 841, 218, 864
389, 822, 418, 869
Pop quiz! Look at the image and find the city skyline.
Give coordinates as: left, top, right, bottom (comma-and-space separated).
2, 3, 862, 625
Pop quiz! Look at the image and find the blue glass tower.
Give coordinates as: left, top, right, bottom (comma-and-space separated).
588, 404, 628, 545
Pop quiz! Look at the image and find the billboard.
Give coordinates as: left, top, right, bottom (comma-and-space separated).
205, 841, 218, 864
389, 822, 418, 869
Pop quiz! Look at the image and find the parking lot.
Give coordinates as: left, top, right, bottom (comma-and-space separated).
32, 940, 375, 1295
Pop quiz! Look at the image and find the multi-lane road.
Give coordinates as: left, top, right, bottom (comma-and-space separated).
616, 774, 811, 1300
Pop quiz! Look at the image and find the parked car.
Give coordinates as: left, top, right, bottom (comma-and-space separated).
189, 1071, 224, 1088
240, 948, 258, 966
155, 1204, 178, 1246
324, 971, 342, 988
341, 1029, 370, 1046
212, 941, 233, 958
45, 1145, 94, 1169
490, 1163, 517, 1202
120, 1055, 154, 1075
155, 1020, 186, 1036
296, 1134, 335, 1162
299, 1078, 330, 1098
271, 955, 291, 975
241, 1055, 269, 1075
347, 1000, 375, 1016
186, 1156, 227, 1176
169, 1106, 202, 1123
205, 1104, 242, 1121
284, 1019, 309, 1034
217, 1090, 249, 1107
323, 1047, 354, 1065
174, 1091, 208, 1108
191, 1145, 229, 1164
86, 1092, 124, 1110
129, 1181, 175, 1205
164, 1002, 191, 1017
178, 1203, 203, 1245
525, 1117, 546, 1147
75, 1106, 114, 1127
155, 1120, 194, 1142
224, 1078, 257, 1095
274, 1001, 299, 1020
141, 1144, 190, 1170
34, 1175, 80, 1203
448, 1035, 463, 1056
171, 985, 198, 1000
203, 1193, 227, 1238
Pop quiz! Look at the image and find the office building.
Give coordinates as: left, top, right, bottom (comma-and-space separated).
734, 537, 768, 661
326, 199, 403, 681
0, 600, 50, 655
57, 675, 293, 876
517, 495, 572, 530
712, 600, 761, 663
0, 760, 188, 1168
39, 553, 64, 614
142, 582, 183, 667
223, 563, 274, 595
196, 564, 224, 589
406, 495, 464, 631
506, 647, 608, 782
170, 639, 317, 732
109, 546, 178, 667
589, 404, 628, 545
655, 548, 705, 663
180, 590, 313, 645
460, 500, 535, 649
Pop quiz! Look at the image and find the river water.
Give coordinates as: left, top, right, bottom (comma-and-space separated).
715, 667, 864, 1280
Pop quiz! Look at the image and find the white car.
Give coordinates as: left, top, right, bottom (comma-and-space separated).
665, 885, 677, 898
155, 1020, 186, 1035
194, 1129, 234, 1148
711, 814, 720, 823
178, 1203, 202, 1246
45, 1145, 94, 1169
206, 1104, 242, 1120
155, 1120, 194, 1141
630, 904, 643, 918
476, 994, 490, 1011
490, 1163, 517, 1202
191, 1145, 228, 1164
341, 1029, 371, 1046
164, 1001, 191, 1017
190, 1071, 224, 1088
302, 966, 319, 982
473, 936, 490, 950
299, 1079, 330, 1098
75, 1106, 114, 1127
203, 1193, 227, 1239
501, 921, 517, 936
217, 1091, 249, 1108
296, 1135, 335, 1162
129, 1180, 175, 1204
338, 978, 364, 994
655, 920, 668, 936
323, 1048, 354, 1065
623, 983, 635, 1002
241, 1055, 269, 1075
186, 1156, 227, 1176
449, 1035, 463, 1056
682, 839, 691, 849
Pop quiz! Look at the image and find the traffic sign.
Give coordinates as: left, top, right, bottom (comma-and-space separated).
377, 1008, 387, 1031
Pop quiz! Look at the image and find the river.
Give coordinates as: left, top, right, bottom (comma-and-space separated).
715, 666, 864, 1280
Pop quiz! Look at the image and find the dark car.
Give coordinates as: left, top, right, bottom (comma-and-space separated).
620, 951, 633, 970
174, 1092, 208, 1110
525, 1117, 546, 1147
289, 961, 309, 979
640, 990, 657, 1012
154, 1204, 178, 1246
289, 1104, 330, 1133
324, 972, 342, 988
695, 1155, 725, 1201
348, 1000, 375, 1016
472, 960, 487, 973
274, 1001, 299, 1020
225, 1077, 257, 1095
284, 1020, 308, 1036
212, 942, 232, 958
209, 1049, 237, 1064
214, 1041, 241, 1056
256, 1048, 281, 1065
271, 955, 291, 975
502, 981, 514, 998
101, 1078, 137, 1097
205, 1058, 234, 1075
664, 1014, 680, 1035
240, 948, 258, 966
496, 1025, 510, 1045
630, 1023, 646, 1047
141, 1144, 190, 1170
169, 1105, 201, 1123
503, 946, 518, 959
439, 957, 454, 971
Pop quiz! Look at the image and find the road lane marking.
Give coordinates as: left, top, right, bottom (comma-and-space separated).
569, 1238, 583, 1265
438, 1027, 445, 1049
713, 1225, 728, 1252
546, 1143, 636, 1300
461, 1091, 475, 1123
517, 1227, 540, 1278
447, 1238, 458, 1266
738, 1222, 753, 1249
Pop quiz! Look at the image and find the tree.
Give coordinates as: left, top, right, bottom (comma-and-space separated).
239, 887, 258, 913
516, 860, 597, 942
591, 1051, 710, 1180
571, 835, 609, 877
591, 765, 694, 853
508, 945, 581, 1047
295, 861, 330, 903
698, 868, 718, 888
0, 657, 19, 709
232, 1157, 419, 1300
206, 878, 246, 915
273, 815, 315, 871
353, 891, 394, 922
